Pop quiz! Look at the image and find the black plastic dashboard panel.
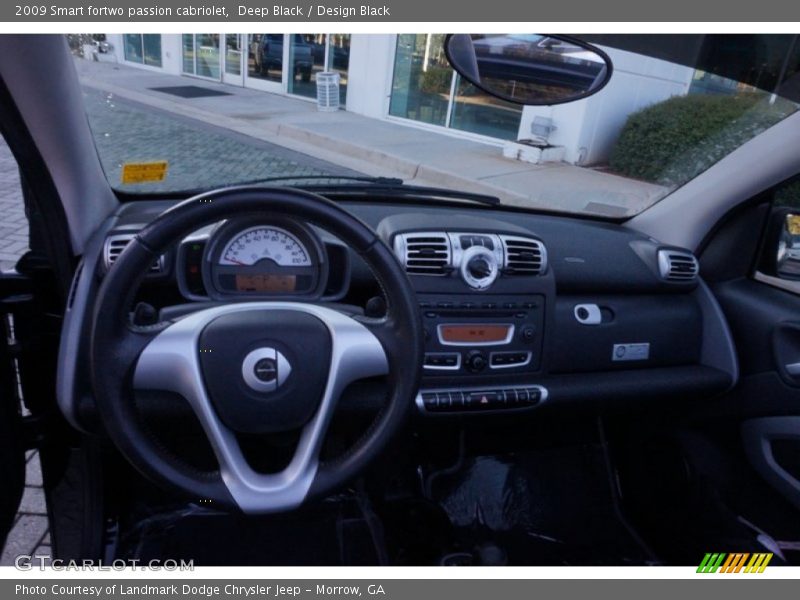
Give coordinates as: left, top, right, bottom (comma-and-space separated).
551, 294, 703, 373
56, 196, 737, 431
113, 200, 692, 293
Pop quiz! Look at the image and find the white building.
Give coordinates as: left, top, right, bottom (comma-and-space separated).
103, 34, 695, 166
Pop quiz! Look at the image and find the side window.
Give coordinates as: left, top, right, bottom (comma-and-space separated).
0, 137, 29, 271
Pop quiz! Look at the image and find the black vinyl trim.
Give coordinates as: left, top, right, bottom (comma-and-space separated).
0, 74, 74, 297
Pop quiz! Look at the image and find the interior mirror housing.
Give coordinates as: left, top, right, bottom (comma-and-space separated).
445, 34, 613, 106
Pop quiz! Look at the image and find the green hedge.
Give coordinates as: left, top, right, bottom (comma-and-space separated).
609, 93, 795, 186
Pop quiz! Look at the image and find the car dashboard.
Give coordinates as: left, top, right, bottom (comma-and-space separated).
57, 195, 739, 430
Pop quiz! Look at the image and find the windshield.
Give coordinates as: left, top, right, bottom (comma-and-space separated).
74, 33, 800, 218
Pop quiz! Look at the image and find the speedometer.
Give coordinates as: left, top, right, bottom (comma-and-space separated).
204, 219, 325, 299
219, 226, 312, 267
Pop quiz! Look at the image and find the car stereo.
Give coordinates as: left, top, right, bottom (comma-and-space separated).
419, 293, 544, 376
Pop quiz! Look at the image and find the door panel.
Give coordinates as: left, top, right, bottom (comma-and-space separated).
743, 417, 800, 511
711, 256, 800, 512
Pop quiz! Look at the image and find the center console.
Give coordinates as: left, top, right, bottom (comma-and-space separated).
416, 294, 548, 413
419, 294, 544, 374
377, 213, 555, 416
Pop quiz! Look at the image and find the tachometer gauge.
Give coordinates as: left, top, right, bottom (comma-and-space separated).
203, 219, 325, 299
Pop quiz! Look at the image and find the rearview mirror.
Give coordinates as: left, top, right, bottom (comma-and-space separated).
444, 34, 613, 106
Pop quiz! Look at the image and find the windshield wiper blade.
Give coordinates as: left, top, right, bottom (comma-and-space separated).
230, 174, 406, 186
220, 174, 502, 207
300, 182, 502, 207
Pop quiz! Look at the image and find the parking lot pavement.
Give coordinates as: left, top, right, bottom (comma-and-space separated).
0, 452, 49, 567
0, 140, 28, 271
83, 87, 361, 194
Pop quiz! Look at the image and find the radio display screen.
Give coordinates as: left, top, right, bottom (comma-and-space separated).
439, 324, 512, 344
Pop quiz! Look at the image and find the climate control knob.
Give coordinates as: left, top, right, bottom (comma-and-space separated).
460, 246, 499, 290
467, 256, 492, 279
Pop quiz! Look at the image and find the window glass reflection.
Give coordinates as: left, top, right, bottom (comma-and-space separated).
450, 75, 523, 140
390, 34, 450, 126
225, 34, 242, 76
248, 34, 284, 84
288, 34, 326, 98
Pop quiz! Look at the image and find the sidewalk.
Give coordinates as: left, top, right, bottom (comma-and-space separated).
75, 59, 665, 217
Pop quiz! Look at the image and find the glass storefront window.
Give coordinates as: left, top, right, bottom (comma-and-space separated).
449, 75, 523, 140
124, 34, 161, 67
196, 34, 220, 79
390, 34, 522, 139
286, 34, 351, 104
182, 34, 194, 74
123, 34, 143, 63
389, 34, 450, 126
329, 34, 350, 105
225, 34, 242, 76
248, 34, 284, 85
287, 34, 326, 99
142, 35, 161, 67
182, 34, 220, 79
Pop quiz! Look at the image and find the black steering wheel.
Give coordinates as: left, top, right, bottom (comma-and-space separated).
90, 187, 423, 514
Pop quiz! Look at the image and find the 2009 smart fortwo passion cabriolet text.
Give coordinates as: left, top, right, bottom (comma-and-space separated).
1, 33, 800, 566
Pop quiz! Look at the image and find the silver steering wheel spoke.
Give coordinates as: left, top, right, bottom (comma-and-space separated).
132, 303, 388, 514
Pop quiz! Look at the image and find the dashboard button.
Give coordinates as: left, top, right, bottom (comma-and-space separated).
520, 325, 536, 342
421, 393, 438, 410
466, 352, 488, 373
424, 353, 460, 370
436, 393, 452, 408
522, 388, 540, 405
420, 387, 545, 413
468, 391, 497, 408
424, 354, 441, 366
491, 353, 509, 366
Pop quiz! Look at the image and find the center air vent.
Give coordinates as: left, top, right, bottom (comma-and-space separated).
104, 233, 164, 274
394, 233, 452, 275
500, 235, 547, 275
657, 249, 699, 282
